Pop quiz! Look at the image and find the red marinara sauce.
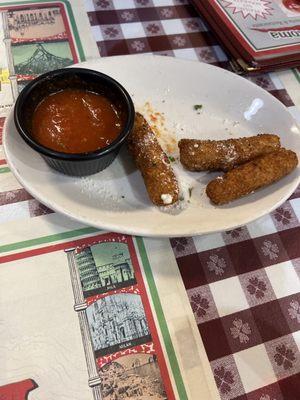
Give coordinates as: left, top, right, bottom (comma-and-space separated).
31, 89, 123, 153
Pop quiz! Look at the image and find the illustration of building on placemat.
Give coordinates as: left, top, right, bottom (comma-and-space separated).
65, 234, 170, 400
87, 293, 150, 356
98, 352, 166, 400
0, 2, 79, 116
75, 241, 136, 296
14, 42, 72, 75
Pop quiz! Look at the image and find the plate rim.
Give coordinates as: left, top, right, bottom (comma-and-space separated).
3, 55, 300, 237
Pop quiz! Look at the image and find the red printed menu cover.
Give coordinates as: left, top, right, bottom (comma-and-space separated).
192, 0, 300, 73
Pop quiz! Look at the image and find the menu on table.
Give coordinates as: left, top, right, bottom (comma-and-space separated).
191, 0, 300, 73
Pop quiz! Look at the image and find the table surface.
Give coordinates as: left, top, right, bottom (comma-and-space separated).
0, 1, 300, 400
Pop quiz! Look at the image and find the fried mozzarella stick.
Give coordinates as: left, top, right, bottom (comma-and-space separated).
206, 149, 298, 205
127, 112, 179, 206
179, 134, 280, 171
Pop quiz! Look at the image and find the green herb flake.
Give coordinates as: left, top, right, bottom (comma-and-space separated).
169, 156, 175, 162
188, 187, 193, 198
193, 104, 203, 111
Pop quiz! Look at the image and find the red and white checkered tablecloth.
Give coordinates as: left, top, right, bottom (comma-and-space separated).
84, 1, 300, 399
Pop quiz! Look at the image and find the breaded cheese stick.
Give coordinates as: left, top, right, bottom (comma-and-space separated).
127, 112, 179, 206
179, 134, 280, 171
206, 149, 298, 205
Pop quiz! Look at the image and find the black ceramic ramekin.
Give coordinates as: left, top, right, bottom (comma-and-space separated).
14, 68, 135, 176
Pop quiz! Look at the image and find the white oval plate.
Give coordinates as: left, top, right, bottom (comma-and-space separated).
4, 55, 300, 237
